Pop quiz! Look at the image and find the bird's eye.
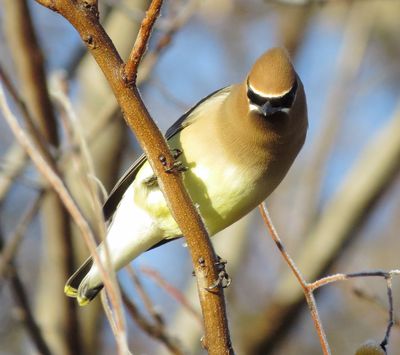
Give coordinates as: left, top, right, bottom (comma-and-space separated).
246, 79, 298, 111
268, 79, 298, 109
246, 84, 268, 107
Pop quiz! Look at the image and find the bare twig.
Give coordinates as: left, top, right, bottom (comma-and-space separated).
126, 265, 164, 325
101, 292, 130, 354
0, 193, 44, 278
0, 143, 27, 202
49, 72, 108, 230
381, 275, 394, 350
354, 287, 400, 329
34, 1, 233, 353
137, 0, 198, 83
0, 65, 51, 163
258, 203, 331, 355
121, 289, 184, 355
311, 270, 399, 351
259, 203, 400, 354
9, 268, 53, 355
0, 84, 128, 353
124, 0, 163, 84
0, 226, 52, 355
141, 266, 203, 326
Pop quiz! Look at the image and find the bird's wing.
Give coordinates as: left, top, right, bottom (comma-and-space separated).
102, 154, 147, 221
102, 86, 230, 222
165, 86, 230, 139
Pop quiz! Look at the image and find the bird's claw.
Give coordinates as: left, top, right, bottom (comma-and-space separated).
164, 160, 188, 174
147, 149, 186, 184
206, 256, 231, 291
171, 148, 182, 159
143, 175, 158, 187
158, 150, 187, 174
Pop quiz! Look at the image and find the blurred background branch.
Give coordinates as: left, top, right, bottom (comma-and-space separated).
2, 1, 78, 354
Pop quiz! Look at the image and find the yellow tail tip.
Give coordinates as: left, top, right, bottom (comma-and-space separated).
77, 296, 90, 307
64, 285, 78, 298
64, 285, 90, 306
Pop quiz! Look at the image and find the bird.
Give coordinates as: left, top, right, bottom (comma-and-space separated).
65, 47, 308, 306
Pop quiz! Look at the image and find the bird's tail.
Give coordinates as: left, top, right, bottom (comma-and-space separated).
64, 257, 103, 306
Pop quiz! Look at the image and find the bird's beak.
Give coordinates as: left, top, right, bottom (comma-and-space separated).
260, 101, 280, 117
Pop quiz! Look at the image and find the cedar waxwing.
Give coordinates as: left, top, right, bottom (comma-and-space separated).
65, 47, 308, 305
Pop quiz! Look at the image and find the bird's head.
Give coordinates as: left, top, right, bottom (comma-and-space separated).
246, 47, 298, 117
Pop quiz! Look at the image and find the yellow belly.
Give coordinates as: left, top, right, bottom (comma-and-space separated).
132, 124, 267, 237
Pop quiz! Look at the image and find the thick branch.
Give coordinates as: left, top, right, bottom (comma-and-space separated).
34, 1, 232, 353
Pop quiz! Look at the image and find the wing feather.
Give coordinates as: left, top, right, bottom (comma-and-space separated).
102, 86, 231, 221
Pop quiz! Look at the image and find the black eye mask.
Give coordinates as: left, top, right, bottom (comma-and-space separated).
246, 78, 298, 110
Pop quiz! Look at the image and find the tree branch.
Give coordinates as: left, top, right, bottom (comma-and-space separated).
121, 289, 184, 355
124, 0, 163, 84
0, 193, 43, 278
259, 204, 330, 355
33, 1, 233, 353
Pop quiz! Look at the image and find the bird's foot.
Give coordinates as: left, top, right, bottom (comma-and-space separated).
206, 256, 231, 291
145, 149, 186, 185
158, 150, 187, 174
171, 148, 182, 159
164, 160, 188, 174
143, 175, 158, 187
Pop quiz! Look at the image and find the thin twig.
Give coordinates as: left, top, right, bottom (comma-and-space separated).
49, 72, 109, 233
137, 0, 198, 82
9, 269, 53, 355
126, 265, 164, 325
0, 65, 51, 163
310, 271, 390, 291
124, 0, 163, 84
259, 203, 400, 353
101, 292, 126, 353
0, 83, 128, 352
314, 270, 399, 351
121, 289, 184, 355
140, 266, 203, 325
258, 203, 331, 355
258, 204, 307, 290
50, 69, 129, 350
381, 275, 394, 350
353, 287, 391, 319
0, 192, 44, 278
0, 227, 52, 355
0, 143, 27, 202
